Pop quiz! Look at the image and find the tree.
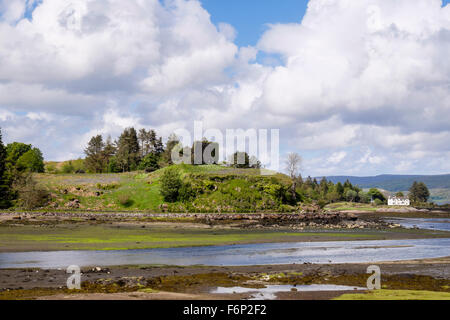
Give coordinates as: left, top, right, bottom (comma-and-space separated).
116, 128, 141, 172
191, 139, 219, 165
319, 177, 329, 194
160, 167, 182, 202
368, 188, 386, 202
409, 181, 430, 203
139, 153, 160, 172
335, 182, 344, 198
395, 191, 405, 198
0, 129, 10, 208
285, 153, 302, 202
5, 142, 32, 176
102, 136, 116, 170
84, 135, 105, 173
16, 148, 45, 173
345, 189, 358, 202
6, 142, 32, 164
138, 129, 164, 158
230, 151, 260, 168
161, 133, 181, 166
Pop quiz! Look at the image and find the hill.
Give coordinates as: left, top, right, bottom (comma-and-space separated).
322, 174, 450, 205
32, 164, 294, 213
322, 174, 450, 191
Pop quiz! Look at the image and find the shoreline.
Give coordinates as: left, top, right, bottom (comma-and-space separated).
1, 210, 450, 253
1, 257, 449, 300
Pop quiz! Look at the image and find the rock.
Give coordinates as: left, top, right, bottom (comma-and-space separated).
65, 199, 80, 209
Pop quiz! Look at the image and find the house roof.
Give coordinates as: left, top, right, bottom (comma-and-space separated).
388, 196, 409, 200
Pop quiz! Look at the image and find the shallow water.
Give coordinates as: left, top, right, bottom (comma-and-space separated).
212, 284, 366, 300
1, 238, 449, 269
385, 218, 450, 232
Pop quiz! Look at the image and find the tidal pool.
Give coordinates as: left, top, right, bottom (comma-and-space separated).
212, 284, 366, 300
1, 238, 449, 269
385, 218, 450, 232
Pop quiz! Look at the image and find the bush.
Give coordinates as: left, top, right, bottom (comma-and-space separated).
45, 163, 59, 174
96, 182, 120, 190
279, 204, 296, 212
12, 173, 49, 209
374, 198, 383, 206
139, 153, 160, 173
178, 182, 196, 202
61, 161, 75, 173
317, 199, 328, 209
117, 193, 132, 206
160, 167, 182, 202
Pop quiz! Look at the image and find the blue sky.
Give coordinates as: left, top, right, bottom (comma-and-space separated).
201, 0, 309, 47
202, 0, 450, 47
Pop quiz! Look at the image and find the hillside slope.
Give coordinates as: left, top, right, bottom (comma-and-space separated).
33, 165, 294, 213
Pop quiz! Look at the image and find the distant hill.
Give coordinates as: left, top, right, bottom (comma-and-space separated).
321, 174, 450, 191
320, 174, 450, 205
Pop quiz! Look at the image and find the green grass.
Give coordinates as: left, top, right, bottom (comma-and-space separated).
30, 165, 293, 213
324, 202, 381, 212
334, 289, 450, 300
0, 224, 381, 252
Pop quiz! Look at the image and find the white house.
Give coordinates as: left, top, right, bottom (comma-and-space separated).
388, 196, 410, 206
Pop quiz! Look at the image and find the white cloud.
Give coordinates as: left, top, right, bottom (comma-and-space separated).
0, 0, 449, 176
327, 151, 347, 165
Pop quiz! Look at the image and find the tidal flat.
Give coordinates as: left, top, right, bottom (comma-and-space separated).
1, 218, 449, 252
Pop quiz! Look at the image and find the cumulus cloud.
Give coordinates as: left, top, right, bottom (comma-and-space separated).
0, 0, 449, 176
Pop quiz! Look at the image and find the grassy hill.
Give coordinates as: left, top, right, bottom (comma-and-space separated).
33, 164, 294, 213
323, 174, 450, 205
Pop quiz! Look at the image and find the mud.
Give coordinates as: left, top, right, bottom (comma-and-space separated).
1, 257, 449, 300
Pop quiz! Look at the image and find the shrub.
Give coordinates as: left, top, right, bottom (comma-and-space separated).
96, 182, 120, 190
61, 161, 75, 174
317, 199, 328, 209
12, 173, 49, 209
117, 193, 132, 206
138, 153, 160, 173
279, 204, 296, 212
45, 163, 59, 174
374, 198, 383, 206
160, 167, 182, 202
178, 182, 196, 202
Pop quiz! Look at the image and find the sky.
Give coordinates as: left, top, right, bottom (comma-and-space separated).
0, 0, 449, 177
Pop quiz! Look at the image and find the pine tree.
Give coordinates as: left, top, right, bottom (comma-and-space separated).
84, 135, 105, 173
116, 128, 141, 172
103, 136, 116, 158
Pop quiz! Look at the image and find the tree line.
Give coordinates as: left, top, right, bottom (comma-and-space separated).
83, 128, 167, 173
284, 152, 431, 207
83, 128, 262, 174
0, 128, 46, 209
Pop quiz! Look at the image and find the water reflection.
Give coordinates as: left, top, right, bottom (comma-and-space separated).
1, 238, 449, 269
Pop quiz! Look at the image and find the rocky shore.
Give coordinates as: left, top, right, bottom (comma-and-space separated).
0, 210, 394, 230
1, 257, 449, 300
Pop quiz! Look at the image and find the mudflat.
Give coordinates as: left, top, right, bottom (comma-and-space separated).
1, 257, 449, 300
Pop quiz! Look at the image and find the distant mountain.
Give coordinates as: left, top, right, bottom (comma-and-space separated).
320, 174, 450, 192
